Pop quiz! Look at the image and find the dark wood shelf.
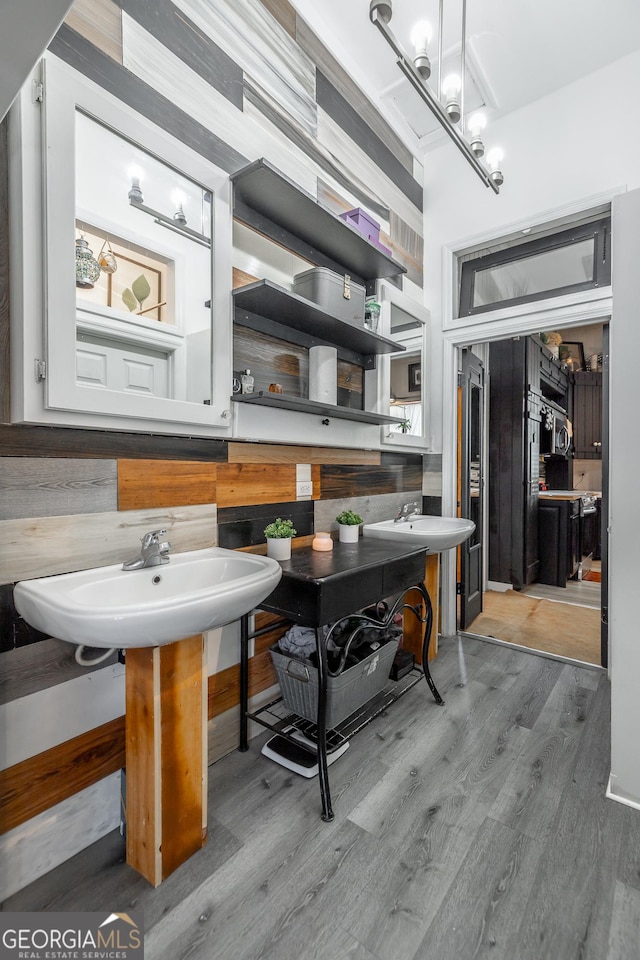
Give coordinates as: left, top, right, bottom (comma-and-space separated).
230, 159, 406, 282
233, 280, 405, 358
231, 392, 405, 425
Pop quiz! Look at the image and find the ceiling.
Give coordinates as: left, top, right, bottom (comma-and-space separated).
290, 0, 640, 150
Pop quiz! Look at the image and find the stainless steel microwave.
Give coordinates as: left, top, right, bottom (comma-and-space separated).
541, 404, 572, 456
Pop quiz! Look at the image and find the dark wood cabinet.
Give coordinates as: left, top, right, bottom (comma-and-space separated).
538, 341, 570, 406
572, 371, 602, 459
538, 497, 581, 586
488, 338, 541, 589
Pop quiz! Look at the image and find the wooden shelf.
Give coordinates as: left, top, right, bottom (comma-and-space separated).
231, 392, 405, 425
233, 280, 405, 358
230, 159, 406, 282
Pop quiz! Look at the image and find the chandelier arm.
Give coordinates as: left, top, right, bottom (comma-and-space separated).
370, 7, 500, 194
437, 0, 444, 99
461, 0, 467, 134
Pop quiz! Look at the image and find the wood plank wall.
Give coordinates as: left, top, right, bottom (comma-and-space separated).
0, 438, 425, 840
0, 0, 429, 883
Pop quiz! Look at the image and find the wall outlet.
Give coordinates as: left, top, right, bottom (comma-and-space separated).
296, 480, 313, 498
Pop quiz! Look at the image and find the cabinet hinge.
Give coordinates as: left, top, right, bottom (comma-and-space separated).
34, 80, 44, 104
456, 581, 463, 595
602, 606, 608, 625
34, 359, 46, 382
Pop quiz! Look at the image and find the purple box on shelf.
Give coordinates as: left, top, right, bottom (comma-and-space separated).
370, 237, 392, 256
340, 207, 381, 242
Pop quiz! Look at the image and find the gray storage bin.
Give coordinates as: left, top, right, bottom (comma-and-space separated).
292, 267, 365, 327
270, 637, 400, 728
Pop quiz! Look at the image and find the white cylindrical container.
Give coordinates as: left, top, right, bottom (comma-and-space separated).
338, 523, 360, 543
266, 538, 292, 561
309, 345, 337, 405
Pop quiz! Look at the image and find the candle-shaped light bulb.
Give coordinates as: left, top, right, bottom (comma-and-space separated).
468, 111, 487, 157
410, 20, 433, 79
486, 147, 504, 186
128, 165, 144, 203
442, 73, 462, 123
171, 189, 187, 225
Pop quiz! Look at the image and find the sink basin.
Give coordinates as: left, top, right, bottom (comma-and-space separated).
13, 547, 283, 648
363, 515, 476, 552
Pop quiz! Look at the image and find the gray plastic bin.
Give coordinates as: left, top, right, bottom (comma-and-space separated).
292, 266, 365, 327
270, 637, 400, 728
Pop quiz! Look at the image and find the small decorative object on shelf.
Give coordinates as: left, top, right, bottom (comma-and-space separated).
241, 369, 254, 394
97, 238, 118, 274
75, 234, 101, 288
364, 298, 381, 333
336, 509, 363, 543
540, 330, 563, 359
264, 518, 297, 560
312, 531, 333, 551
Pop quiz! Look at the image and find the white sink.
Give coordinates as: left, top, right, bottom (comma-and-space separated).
363, 515, 476, 552
13, 547, 282, 649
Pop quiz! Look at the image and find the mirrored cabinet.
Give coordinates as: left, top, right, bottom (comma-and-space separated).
10, 55, 232, 436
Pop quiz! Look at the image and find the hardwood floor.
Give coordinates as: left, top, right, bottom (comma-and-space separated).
466, 588, 601, 665
5, 637, 640, 960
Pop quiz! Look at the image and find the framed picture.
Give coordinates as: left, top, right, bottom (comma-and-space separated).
408, 361, 421, 393
76, 222, 170, 323
558, 341, 585, 372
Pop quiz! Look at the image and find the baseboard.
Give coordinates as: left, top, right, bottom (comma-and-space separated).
606, 773, 640, 811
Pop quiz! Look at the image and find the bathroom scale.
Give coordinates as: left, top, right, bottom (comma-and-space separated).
261, 727, 349, 778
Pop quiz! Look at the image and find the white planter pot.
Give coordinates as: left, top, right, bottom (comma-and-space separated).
266, 537, 292, 560
338, 524, 360, 543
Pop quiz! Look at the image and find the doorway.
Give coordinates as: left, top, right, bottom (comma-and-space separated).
456, 324, 607, 666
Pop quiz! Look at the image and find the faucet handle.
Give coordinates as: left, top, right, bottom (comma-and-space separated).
141, 528, 168, 547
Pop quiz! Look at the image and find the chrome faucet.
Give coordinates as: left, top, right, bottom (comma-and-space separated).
394, 501, 421, 523
122, 529, 172, 570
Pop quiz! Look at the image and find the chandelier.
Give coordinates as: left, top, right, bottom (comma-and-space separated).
369, 0, 504, 193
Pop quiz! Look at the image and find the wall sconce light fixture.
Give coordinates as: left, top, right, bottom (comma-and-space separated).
127, 168, 210, 247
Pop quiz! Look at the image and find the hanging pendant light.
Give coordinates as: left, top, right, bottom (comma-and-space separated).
369, 0, 504, 193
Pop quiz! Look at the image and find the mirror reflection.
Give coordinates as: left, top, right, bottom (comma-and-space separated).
74, 112, 213, 404
389, 349, 422, 436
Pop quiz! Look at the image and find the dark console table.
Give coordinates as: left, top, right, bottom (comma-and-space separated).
239, 539, 444, 820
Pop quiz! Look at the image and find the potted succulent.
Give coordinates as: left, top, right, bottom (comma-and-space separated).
335, 508, 363, 543
264, 517, 297, 560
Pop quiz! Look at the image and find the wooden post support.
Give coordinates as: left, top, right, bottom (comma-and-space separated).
402, 554, 439, 663
125, 635, 207, 887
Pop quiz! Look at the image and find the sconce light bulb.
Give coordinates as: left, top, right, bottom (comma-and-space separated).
128, 166, 144, 204
468, 112, 487, 157
173, 204, 187, 225
468, 112, 487, 137
410, 20, 433, 78
486, 147, 504, 171
410, 20, 433, 49
442, 73, 461, 123
487, 147, 504, 186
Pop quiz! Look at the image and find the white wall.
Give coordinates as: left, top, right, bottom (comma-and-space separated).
421, 48, 640, 806
424, 47, 640, 451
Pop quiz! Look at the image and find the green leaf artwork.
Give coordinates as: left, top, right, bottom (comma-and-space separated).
121, 287, 137, 312
131, 274, 151, 307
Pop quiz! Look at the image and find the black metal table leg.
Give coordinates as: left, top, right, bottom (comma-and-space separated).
239, 613, 250, 751
417, 581, 445, 706
315, 626, 334, 822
